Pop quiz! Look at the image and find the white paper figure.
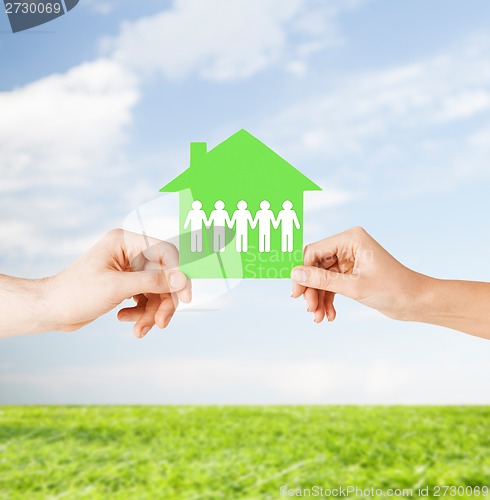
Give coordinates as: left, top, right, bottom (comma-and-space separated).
229, 200, 256, 252
254, 200, 278, 253
183, 200, 209, 252
276, 200, 300, 252
208, 200, 231, 253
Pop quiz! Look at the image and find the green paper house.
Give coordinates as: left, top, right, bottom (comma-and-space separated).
160, 129, 321, 279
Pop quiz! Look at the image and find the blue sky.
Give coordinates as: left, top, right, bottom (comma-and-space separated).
0, 0, 489, 404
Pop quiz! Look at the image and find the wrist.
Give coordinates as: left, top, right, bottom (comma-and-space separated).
396, 272, 438, 323
36, 275, 61, 332
24, 276, 58, 334
0, 275, 57, 337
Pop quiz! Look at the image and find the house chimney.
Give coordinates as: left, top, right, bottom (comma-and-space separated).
190, 142, 207, 167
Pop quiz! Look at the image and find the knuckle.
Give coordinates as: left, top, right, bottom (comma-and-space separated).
164, 241, 178, 253
106, 228, 124, 242
349, 226, 367, 237
144, 272, 162, 291
164, 242, 179, 262
318, 270, 330, 290
303, 244, 311, 260
150, 241, 179, 268
303, 243, 319, 264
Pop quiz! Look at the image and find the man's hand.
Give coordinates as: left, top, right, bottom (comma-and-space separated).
0, 229, 191, 339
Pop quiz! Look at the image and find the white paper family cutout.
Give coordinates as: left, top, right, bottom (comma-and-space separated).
184, 200, 300, 254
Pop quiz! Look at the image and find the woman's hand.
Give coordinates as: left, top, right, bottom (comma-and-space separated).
291, 226, 430, 324
291, 226, 490, 339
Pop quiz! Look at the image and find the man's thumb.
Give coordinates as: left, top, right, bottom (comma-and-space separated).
118, 270, 188, 297
291, 266, 357, 297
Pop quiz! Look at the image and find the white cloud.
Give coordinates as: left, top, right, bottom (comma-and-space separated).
82, 0, 114, 15
434, 90, 490, 122
93, 3, 114, 15
2, 356, 488, 404
0, 58, 138, 193
305, 185, 358, 212
285, 60, 308, 78
0, 58, 140, 264
262, 36, 490, 194
105, 0, 355, 81
0, 221, 102, 261
268, 52, 490, 157
468, 126, 490, 147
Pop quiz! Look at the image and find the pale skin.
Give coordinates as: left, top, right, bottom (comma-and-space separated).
0, 229, 192, 340
2, 226, 488, 341
291, 226, 490, 340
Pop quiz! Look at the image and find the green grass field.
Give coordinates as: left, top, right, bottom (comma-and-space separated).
0, 406, 488, 499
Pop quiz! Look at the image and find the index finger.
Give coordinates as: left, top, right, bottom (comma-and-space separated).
142, 240, 180, 271
291, 280, 306, 298
304, 237, 341, 267
142, 241, 192, 304
118, 230, 176, 267
293, 238, 339, 296
123, 232, 191, 304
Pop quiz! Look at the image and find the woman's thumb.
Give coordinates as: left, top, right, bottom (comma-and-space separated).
291, 266, 357, 297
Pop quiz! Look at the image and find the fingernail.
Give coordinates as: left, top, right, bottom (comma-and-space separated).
140, 326, 151, 338
291, 268, 307, 282
155, 315, 164, 328
169, 272, 186, 289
